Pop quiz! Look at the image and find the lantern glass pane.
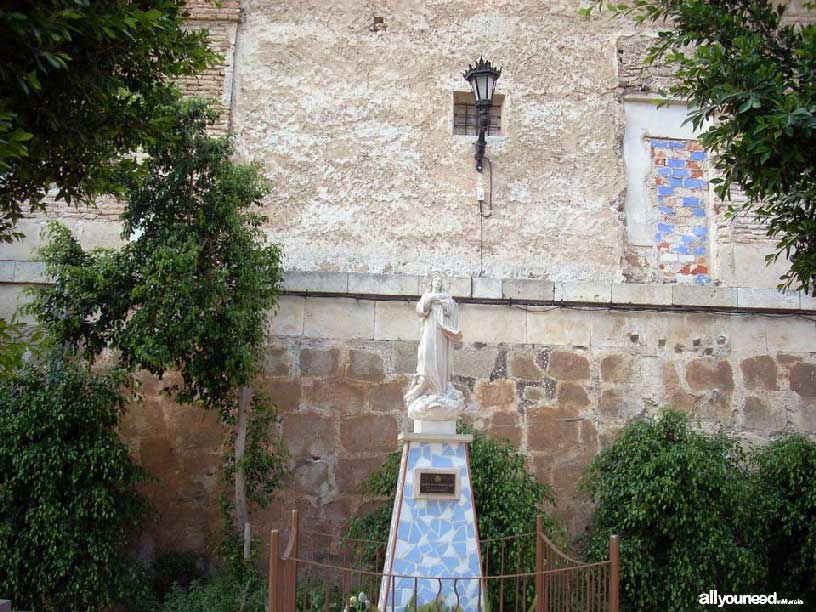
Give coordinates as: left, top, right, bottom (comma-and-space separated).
486, 75, 496, 101
469, 78, 480, 101
477, 75, 489, 102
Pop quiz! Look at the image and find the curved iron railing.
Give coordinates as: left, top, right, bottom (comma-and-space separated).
269, 511, 619, 612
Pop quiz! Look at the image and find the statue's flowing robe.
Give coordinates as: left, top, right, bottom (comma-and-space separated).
405, 292, 463, 405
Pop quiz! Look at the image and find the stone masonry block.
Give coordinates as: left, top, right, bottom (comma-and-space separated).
459, 303, 526, 344
611, 283, 672, 306
789, 363, 816, 397
282, 413, 337, 459
766, 318, 816, 353
374, 300, 420, 341
799, 291, 816, 311
527, 405, 597, 454
673, 285, 737, 308
548, 351, 590, 380
13, 260, 47, 284
369, 381, 406, 412
557, 382, 590, 407
740, 356, 778, 391
284, 271, 348, 293
590, 311, 648, 349
268, 295, 305, 336
335, 455, 390, 494
0, 260, 15, 282
555, 281, 612, 303
472, 277, 502, 299
456, 347, 499, 379
305, 379, 367, 414
263, 347, 290, 377
393, 341, 419, 374
447, 276, 472, 298
742, 396, 786, 431
0, 285, 30, 321
299, 348, 341, 377
348, 272, 420, 296
304, 297, 375, 340
686, 358, 734, 392
737, 288, 799, 310
347, 350, 385, 382
340, 414, 398, 454
526, 308, 591, 346
502, 278, 555, 301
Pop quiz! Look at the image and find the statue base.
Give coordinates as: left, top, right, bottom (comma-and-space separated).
413, 419, 456, 435
406, 390, 464, 422
379, 429, 484, 611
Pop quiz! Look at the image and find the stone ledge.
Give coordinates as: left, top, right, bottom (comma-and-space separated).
3, 263, 816, 313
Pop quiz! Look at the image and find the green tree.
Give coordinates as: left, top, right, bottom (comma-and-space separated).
580, 410, 765, 611
0, 360, 149, 611
0, 0, 215, 241
753, 434, 816, 601
29, 99, 287, 558
583, 0, 816, 294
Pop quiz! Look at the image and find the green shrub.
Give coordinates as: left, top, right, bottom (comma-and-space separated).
161, 569, 266, 612
754, 434, 816, 600
151, 550, 207, 603
580, 409, 765, 611
0, 360, 149, 611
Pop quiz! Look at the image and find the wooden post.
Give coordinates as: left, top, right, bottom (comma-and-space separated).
535, 516, 545, 612
269, 530, 280, 612
609, 535, 620, 612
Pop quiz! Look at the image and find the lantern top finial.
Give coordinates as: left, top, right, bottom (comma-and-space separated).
462, 57, 502, 82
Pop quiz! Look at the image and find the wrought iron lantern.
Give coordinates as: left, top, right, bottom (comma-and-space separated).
462, 57, 502, 172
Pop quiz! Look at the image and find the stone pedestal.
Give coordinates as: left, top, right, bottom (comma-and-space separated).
378, 429, 484, 611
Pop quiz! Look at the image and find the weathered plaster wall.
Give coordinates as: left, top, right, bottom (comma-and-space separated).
231, 0, 639, 281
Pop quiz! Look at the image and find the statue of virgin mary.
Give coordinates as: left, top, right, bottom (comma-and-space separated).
404, 273, 465, 421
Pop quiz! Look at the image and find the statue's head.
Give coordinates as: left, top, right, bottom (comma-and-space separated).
423, 269, 448, 294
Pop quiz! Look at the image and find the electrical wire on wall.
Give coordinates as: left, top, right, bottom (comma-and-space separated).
478, 157, 494, 277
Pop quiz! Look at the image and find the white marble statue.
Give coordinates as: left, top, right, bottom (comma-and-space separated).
404, 273, 465, 421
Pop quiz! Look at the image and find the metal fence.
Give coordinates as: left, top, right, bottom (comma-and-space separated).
269, 511, 619, 612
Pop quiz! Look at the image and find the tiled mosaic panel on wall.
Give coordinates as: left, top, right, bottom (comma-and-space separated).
651, 138, 710, 285
379, 440, 483, 611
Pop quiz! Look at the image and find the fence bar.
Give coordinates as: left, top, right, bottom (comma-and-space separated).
535, 516, 544, 612
609, 534, 620, 612
269, 530, 279, 612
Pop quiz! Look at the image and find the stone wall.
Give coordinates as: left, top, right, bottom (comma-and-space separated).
98, 273, 816, 559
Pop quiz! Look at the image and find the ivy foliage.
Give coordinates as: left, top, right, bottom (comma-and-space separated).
29, 99, 284, 418
0, 360, 149, 611
583, 0, 816, 294
580, 410, 765, 611
754, 434, 816, 601
0, 1, 215, 242
348, 421, 562, 608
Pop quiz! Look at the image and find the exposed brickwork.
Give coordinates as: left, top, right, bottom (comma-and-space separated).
616, 34, 677, 95
650, 138, 711, 284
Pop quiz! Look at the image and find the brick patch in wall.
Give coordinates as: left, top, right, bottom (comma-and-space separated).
650, 138, 710, 285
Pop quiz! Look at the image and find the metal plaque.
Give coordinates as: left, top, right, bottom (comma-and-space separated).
414, 469, 459, 500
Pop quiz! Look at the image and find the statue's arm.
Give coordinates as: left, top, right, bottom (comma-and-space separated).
416, 293, 432, 318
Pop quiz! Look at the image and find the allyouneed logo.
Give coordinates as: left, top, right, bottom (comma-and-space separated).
699, 590, 804, 607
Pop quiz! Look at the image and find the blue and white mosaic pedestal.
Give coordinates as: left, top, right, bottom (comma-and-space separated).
378, 432, 484, 611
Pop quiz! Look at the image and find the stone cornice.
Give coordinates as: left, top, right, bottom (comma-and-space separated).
2, 262, 813, 314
